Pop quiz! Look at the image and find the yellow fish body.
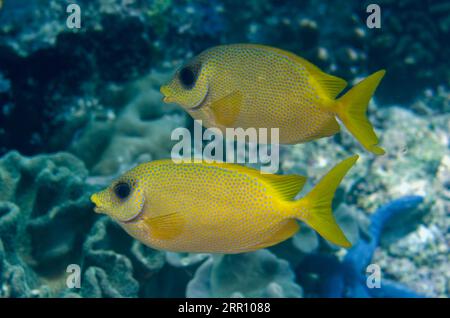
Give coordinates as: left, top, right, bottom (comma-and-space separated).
91, 156, 358, 254
161, 44, 385, 155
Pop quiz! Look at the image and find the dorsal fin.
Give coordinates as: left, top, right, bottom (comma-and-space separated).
199, 161, 307, 201
259, 173, 306, 201
308, 70, 347, 99
237, 44, 347, 99
149, 159, 307, 201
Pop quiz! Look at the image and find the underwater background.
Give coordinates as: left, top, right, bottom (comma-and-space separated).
0, 0, 448, 298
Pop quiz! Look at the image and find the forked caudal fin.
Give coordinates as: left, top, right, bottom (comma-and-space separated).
335, 70, 386, 155
295, 155, 359, 248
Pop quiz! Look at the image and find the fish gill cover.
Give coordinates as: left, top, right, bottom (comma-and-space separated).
0, 0, 448, 298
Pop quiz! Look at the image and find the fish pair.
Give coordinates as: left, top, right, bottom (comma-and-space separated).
91, 44, 386, 253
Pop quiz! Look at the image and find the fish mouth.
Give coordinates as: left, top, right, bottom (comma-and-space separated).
93, 206, 105, 213
91, 194, 105, 214
163, 95, 174, 103
160, 85, 174, 103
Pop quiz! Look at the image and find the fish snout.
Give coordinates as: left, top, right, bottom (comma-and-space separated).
90, 193, 105, 214
160, 85, 174, 103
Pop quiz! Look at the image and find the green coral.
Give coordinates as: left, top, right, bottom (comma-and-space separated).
187, 250, 303, 298
0, 151, 94, 296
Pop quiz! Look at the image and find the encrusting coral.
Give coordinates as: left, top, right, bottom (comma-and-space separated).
0, 151, 94, 297
186, 250, 303, 298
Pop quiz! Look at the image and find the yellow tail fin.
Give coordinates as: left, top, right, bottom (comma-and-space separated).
296, 155, 358, 248
335, 70, 386, 155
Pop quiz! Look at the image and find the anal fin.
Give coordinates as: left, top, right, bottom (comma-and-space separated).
251, 220, 299, 250
314, 117, 340, 138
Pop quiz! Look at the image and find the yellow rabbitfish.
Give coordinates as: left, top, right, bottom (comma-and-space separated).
161, 44, 386, 155
90, 156, 358, 254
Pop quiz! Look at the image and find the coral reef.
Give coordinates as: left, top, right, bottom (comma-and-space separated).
80, 217, 140, 298
296, 196, 425, 298
0, 151, 94, 297
0, 151, 183, 298
280, 103, 448, 297
68, 73, 186, 176
0, 0, 448, 299
0, 0, 159, 156
187, 250, 303, 298
0, 147, 445, 298
1, 0, 448, 157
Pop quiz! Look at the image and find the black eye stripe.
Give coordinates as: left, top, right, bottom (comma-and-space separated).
114, 182, 131, 200
178, 63, 201, 89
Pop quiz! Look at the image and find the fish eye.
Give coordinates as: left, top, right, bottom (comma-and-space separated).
114, 181, 131, 200
179, 65, 198, 89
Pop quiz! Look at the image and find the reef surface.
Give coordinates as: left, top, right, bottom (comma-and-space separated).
0, 0, 448, 298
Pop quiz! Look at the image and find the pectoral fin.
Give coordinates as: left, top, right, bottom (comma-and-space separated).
210, 91, 243, 126
143, 212, 185, 240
